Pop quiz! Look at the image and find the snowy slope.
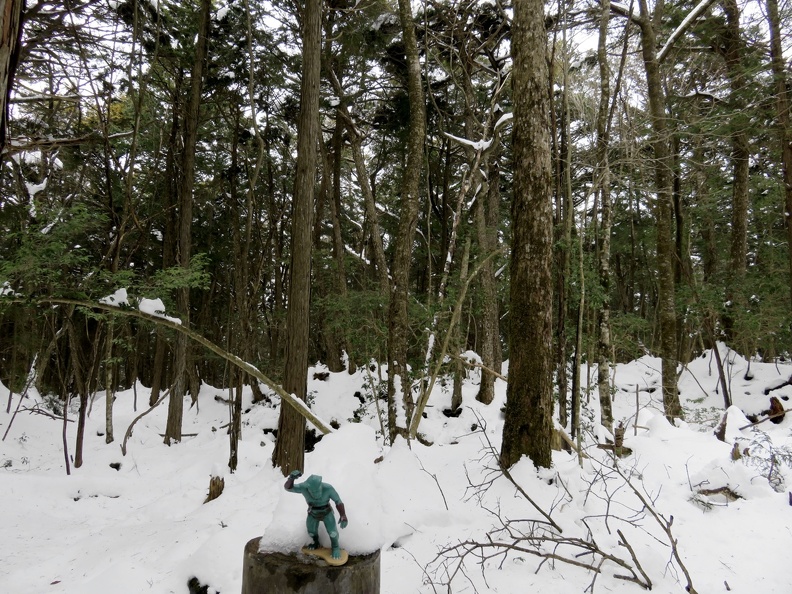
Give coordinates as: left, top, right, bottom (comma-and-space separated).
2, 345, 791, 593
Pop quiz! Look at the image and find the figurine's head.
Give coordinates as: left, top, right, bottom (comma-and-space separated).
305, 474, 323, 499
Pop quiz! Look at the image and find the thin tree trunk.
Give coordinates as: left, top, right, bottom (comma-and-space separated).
554, 33, 572, 430
571, 259, 585, 441
348, 129, 390, 293
671, 135, 687, 286
474, 152, 500, 405
104, 320, 114, 443
596, 0, 614, 432
567, 66, 581, 440
316, 121, 345, 372
164, 0, 211, 444
148, 331, 168, 406
722, 0, 750, 279
228, 111, 247, 472
450, 238, 471, 412
62, 391, 71, 476
321, 129, 349, 294
765, 0, 792, 308
67, 317, 89, 468
150, 68, 182, 407
229, 378, 242, 472
387, 0, 426, 442
636, 0, 682, 420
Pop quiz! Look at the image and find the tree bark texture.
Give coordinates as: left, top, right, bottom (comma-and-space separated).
272, 0, 321, 474
474, 153, 500, 405
500, 0, 554, 470
0, 0, 23, 157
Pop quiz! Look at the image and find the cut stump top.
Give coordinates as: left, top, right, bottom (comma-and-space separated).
242, 537, 381, 594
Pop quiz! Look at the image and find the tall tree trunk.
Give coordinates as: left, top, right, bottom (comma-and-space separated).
164, 0, 211, 444
716, 0, 750, 342
671, 135, 688, 286
765, 0, 792, 308
316, 121, 345, 372
488, 153, 503, 378
149, 70, 183, 406
596, 0, 614, 432
323, 23, 388, 298
500, 0, 554, 469
271, 0, 321, 474
229, 93, 258, 471
0, 0, 23, 157
450, 238, 471, 412
554, 37, 572, 431
348, 127, 390, 293
104, 320, 114, 443
636, 0, 682, 420
565, 50, 580, 440
695, 141, 717, 282
323, 126, 348, 293
67, 316, 89, 468
474, 152, 501, 405
229, 117, 244, 471
386, 0, 426, 442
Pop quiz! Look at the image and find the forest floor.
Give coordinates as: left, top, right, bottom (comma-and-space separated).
1, 344, 791, 593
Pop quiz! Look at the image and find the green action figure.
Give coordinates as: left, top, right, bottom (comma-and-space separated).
285, 471, 348, 560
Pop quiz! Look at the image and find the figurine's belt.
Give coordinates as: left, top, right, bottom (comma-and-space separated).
308, 504, 332, 519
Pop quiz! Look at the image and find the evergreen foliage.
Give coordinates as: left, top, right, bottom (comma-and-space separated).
0, 0, 790, 467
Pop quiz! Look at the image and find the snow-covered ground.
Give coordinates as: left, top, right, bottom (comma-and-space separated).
2, 344, 791, 593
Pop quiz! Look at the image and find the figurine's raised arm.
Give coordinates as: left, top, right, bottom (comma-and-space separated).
284, 469, 302, 491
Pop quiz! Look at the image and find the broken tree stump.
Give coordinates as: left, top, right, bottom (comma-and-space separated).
241, 537, 380, 594
204, 475, 224, 503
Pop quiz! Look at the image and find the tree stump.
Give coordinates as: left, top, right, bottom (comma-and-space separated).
241, 537, 380, 594
204, 475, 224, 503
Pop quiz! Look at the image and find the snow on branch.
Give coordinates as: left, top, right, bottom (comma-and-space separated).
494, 111, 513, 131
99, 288, 183, 325
443, 132, 493, 152
657, 0, 719, 63
10, 294, 336, 435
608, 0, 641, 23
6, 131, 133, 154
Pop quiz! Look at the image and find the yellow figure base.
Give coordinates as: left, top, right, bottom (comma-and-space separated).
301, 546, 349, 566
